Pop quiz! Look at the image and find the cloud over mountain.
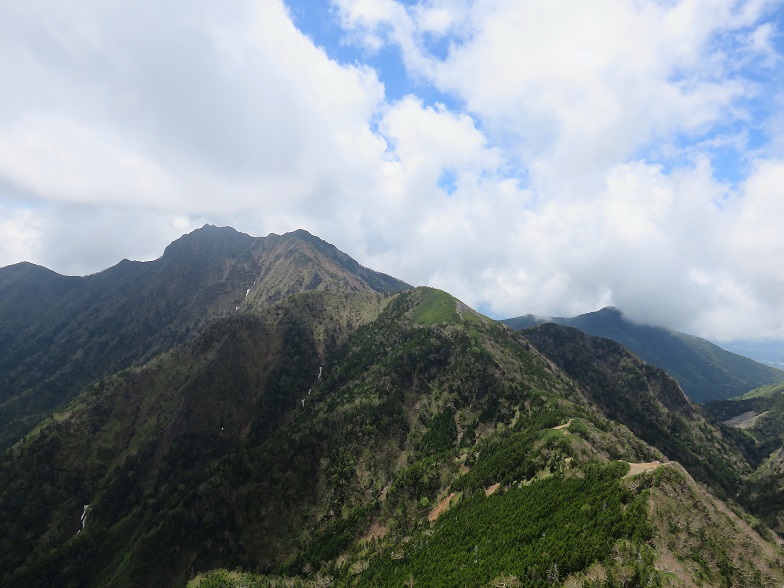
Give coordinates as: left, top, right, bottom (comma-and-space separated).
1, 0, 783, 340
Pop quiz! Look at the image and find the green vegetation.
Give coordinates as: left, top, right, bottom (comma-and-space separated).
417, 408, 457, 456
650, 464, 784, 588
409, 287, 460, 324
189, 569, 317, 587
409, 287, 482, 325
0, 226, 409, 451
523, 323, 755, 499
358, 463, 652, 588
702, 381, 784, 538
740, 381, 784, 400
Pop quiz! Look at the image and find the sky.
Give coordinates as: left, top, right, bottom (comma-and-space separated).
1, 0, 784, 343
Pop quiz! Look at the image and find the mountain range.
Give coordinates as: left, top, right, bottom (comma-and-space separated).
503, 307, 784, 403
0, 226, 407, 450
1, 225, 783, 588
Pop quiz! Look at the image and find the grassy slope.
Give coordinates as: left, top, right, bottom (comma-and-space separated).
740, 382, 784, 400
409, 287, 483, 325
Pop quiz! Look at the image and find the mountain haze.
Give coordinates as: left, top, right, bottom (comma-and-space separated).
503, 307, 784, 403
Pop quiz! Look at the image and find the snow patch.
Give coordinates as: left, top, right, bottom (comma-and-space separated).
77, 504, 89, 535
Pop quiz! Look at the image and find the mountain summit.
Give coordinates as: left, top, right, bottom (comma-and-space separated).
0, 226, 408, 448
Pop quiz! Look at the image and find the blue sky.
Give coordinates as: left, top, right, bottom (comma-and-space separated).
2, 0, 784, 342
287, 0, 459, 108
286, 0, 784, 201
285, 0, 784, 184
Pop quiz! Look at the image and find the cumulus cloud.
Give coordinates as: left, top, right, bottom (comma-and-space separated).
1, 0, 784, 342
339, 0, 772, 182
333, 0, 784, 340
0, 0, 387, 248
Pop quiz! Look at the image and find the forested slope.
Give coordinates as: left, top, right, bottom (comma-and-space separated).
0, 226, 408, 449
704, 382, 784, 536
2, 287, 782, 587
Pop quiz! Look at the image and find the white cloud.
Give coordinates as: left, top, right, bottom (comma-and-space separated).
0, 0, 388, 207
330, 0, 784, 341
730, 159, 784, 262
0, 206, 44, 269
0, 116, 178, 207
337, 0, 774, 189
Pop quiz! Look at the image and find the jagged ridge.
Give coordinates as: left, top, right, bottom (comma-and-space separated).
0, 226, 409, 449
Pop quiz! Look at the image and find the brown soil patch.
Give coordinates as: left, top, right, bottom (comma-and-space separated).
624, 461, 662, 477
361, 520, 388, 544
485, 482, 501, 496
428, 492, 457, 522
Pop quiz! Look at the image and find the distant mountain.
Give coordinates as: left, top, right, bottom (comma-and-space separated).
503, 307, 784, 403
0, 225, 409, 449
719, 339, 784, 370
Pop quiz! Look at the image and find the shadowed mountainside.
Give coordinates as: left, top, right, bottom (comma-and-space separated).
703, 382, 784, 536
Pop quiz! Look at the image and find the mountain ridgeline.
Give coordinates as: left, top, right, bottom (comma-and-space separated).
1, 227, 783, 588
0, 225, 408, 450
503, 307, 784, 403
